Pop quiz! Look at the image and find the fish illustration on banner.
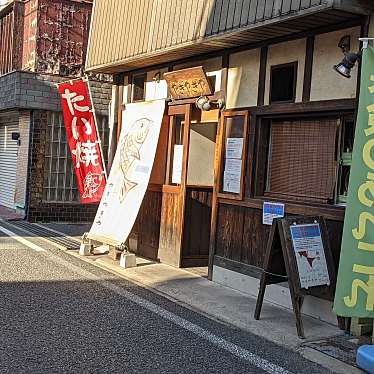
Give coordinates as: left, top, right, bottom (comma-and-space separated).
88, 100, 165, 246
119, 118, 152, 201
82, 172, 105, 199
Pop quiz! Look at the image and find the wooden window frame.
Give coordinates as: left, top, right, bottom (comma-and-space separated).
131, 73, 147, 102
254, 115, 347, 205
336, 114, 356, 204
43, 112, 109, 203
164, 105, 190, 190
269, 61, 298, 104
216, 110, 249, 201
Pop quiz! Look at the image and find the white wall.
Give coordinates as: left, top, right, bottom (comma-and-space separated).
122, 76, 130, 104
145, 68, 169, 101
226, 49, 260, 109
310, 27, 360, 101
187, 123, 216, 186
265, 38, 306, 105
123, 26, 361, 107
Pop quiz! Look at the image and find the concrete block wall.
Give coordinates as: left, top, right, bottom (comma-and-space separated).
0, 72, 17, 110
0, 71, 112, 114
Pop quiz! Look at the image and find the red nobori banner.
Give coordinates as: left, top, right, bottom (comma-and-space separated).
57, 78, 106, 204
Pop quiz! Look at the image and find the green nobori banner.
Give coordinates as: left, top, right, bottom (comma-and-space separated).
334, 46, 374, 317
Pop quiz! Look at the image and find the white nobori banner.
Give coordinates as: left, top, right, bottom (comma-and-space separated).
88, 100, 165, 246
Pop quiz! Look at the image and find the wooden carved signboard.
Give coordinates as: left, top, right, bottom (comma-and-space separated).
254, 216, 336, 338
164, 66, 213, 100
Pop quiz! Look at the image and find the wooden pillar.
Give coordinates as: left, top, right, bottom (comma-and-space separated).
350, 317, 373, 337
108, 84, 119, 171
369, 16, 374, 38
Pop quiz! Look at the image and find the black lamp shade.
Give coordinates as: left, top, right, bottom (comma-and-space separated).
333, 63, 352, 78
333, 52, 360, 79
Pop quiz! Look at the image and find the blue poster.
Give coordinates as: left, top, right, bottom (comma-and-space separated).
262, 202, 285, 225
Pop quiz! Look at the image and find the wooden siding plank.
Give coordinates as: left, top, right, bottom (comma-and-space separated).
161, 0, 172, 48
263, 0, 276, 19
281, 0, 293, 14
123, 0, 136, 58
212, 0, 224, 35
86, 0, 97, 66
116, 0, 129, 60
226, 0, 236, 30
247, 0, 259, 25
204, 0, 215, 37
218, 0, 231, 32
110, 0, 121, 62
171, 0, 183, 46
232, 0, 244, 28
165, 0, 176, 47
85, 0, 363, 72
179, 0, 191, 44
96, 0, 109, 63
139, 0, 152, 53
129, 0, 142, 57
134, 0, 146, 54
291, 0, 304, 12
255, 0, 266, 21
240, 0, 251, 26
158, 0, 168, 50
188, 0, 199, 42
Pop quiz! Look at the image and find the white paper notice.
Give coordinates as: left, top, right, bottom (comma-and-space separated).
290, 223, 330, 289
223, 172, 240, 193
226, 138, 243, 159
225, 158, 242, 174
172, 145, 183, 184
223, 158, 242, 194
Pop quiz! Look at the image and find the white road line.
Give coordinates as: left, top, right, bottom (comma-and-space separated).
48, 254, 294, 374
1, 222, 293, 374
0, 225, 46, 252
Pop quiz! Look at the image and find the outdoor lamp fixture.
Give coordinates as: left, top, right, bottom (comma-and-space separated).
152, 71, 161, 83
333, 35, 361, 79
334, 52, 361, 78
195, 95, 225, 111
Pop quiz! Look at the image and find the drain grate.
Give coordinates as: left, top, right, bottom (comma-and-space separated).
10, 221, 81, 250
304, 334, 372, 367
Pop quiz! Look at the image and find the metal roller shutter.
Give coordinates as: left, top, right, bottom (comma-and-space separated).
0, 112, 19, 209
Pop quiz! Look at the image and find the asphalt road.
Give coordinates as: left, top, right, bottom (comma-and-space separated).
0, 222, 333, 374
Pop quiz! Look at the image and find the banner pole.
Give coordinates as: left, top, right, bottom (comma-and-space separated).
85, 76, 108, 180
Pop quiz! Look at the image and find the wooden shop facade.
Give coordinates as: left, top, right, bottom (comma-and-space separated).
86, 0, 374, 323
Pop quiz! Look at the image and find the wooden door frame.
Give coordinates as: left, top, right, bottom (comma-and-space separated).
158, 104, 192, 267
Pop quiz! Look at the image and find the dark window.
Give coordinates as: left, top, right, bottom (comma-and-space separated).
270, 62, 297, 103
207, 75, 216, 92
132, 74, 146, 101
337, 115, 355, 204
